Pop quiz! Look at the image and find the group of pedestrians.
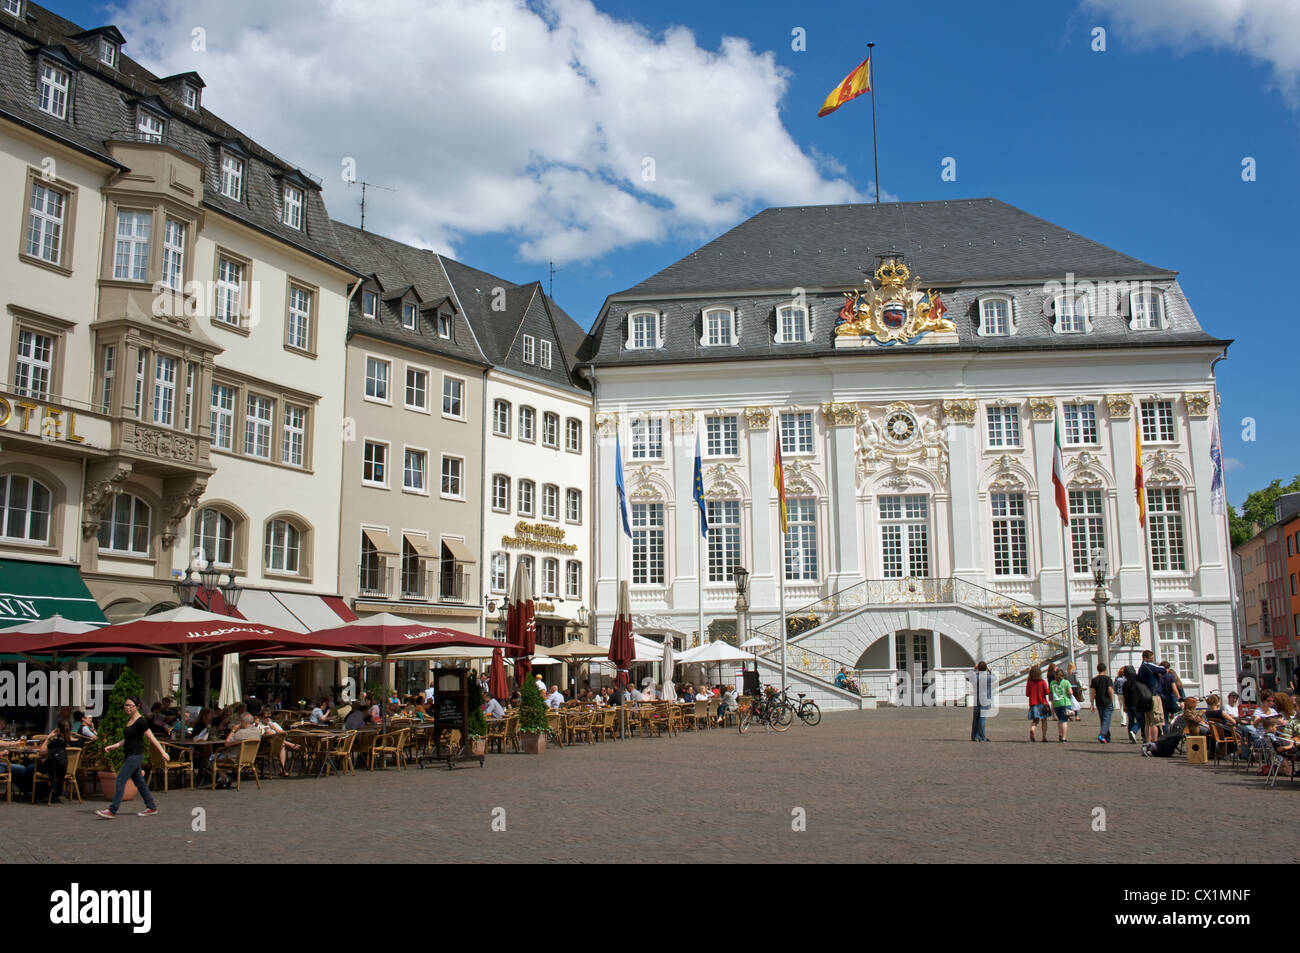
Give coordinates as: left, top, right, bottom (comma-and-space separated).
1024, 663, 1086, 741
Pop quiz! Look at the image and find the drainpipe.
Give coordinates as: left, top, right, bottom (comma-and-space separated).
479, 366, 490, 639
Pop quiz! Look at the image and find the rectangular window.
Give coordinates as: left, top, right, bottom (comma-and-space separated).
705, 415, 739, 456
1132, 293, 1161, 330
543, 412, 559, 448
282, 185, 303, 229
631, 314, 656, 350
986, 406, 1021, 448
402, 302, 418, 330
1068, 489, 1105, 574
632, 503, 665, 585
283, 404, 306, 467
704, 309, 733, 346
38, 63, 69, 119
878, 495, 930, 578
779, 412, 814, 454
1148, 488, 1186, 571
162, 218, 185, 291
26, 182, 64, 264
113, 210, 151, 281
3, 0, 22, 14
1156, 619, 1196, 683
991, 492, 1029, 576
784, 498, 818, 581
631, 418, 663, 459
365, 357, 389, 402
441, 456, 464, 498
215, 257, 243, 326
136, 110, 164, 143
542, 485, 559, 520
566, 488, 582, 523
438, 312, 451, 338
243, 394, 273, 459
442, 376, 463, 417
286, 286, 312, 351
565, 417, 581, 452
542, 558, 559, 597
778, 306, 808, 343
519, 407, 535, 441
13, 330, 52, 400
1141, 400, 1176, 443
152, 354, 176, 426
1056, 295, 1085, 333
707, 499, 740, 583
540, 340, 552, 369
220, 154, 244, 201
566, 560, 581, 599
523, 335, 535, 364
362, 291, 377, 319
99, 345, 115, 413
182, 85, 198, 110
491, 553, 509, 593
362, 441, 387, 485
980, 298, 1009, 335
1063, 403, 1098, 445
518, 480, 535, 516
403, 449, 427, 492
211, 383, 235, 450
492, 476, 510, 512
100, 39, 117, 66
133, 350, 146, 419
493, 399, 511, 436
405, 368, 428, 411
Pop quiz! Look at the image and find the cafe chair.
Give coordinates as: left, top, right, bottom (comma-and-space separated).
148, 742, 194, 792
0, 755, 10, 803
321, 731, 356, 777
212, 739, 262, 791
31, 748, 83, 804
485, 718, 508, 754
352, 730, 379, 770
371, 729, 408, 770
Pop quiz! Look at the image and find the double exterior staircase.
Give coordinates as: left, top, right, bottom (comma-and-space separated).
746, 577, 1087, 711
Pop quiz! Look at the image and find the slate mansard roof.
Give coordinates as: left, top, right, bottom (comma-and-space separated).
583, 198, 1228, 367
0, 1, 352, 274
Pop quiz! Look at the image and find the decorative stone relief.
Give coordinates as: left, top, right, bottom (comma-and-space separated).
1184, 392, 1211, 418
743, 406, 770, 430
820, 401, 857, 427
988, 453, 1027, 489
132, 426, 198, 462
1068, 450, 1108, 488
941, 399, 977, 425
82, 460, 133, 538
669, 409, 696, 434
1028, 397, 1056, 421
705, 463, 744, 499
629, 464, 664, 500
1157, 603, 1213, 622
595, 412, 620, 436
1145, 449, 1181, 485
1105, 393, 1133, 418
857, 401, 948, 489
633, 614, 688, 634
783, 460, 817, 496
160, 475, 208, 550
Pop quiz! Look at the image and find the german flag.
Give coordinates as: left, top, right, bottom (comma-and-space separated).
818, 57, 871, 118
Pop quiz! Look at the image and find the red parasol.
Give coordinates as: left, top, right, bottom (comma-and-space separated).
506, 560, 536, 682
489, 646, 509, 701
608, 580, 634, 689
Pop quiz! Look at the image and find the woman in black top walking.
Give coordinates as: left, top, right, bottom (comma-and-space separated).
95, 697, 169, 818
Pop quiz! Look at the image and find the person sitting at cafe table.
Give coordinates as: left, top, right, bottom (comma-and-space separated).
257, 711, 299, 775
508, 690, 522, 708
546, 686, 565, 709
343, 704, 367, 731
211, 713, 262, 788
310, 697, 332, 725
0, 738, 36, 794
72, 710, 97, 741
484, 695, 506, 719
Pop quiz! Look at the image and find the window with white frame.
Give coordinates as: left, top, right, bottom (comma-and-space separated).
365, 357, 389, 402
878, 495, 930, 578
979, 297, 1011, 336
243, 394, 273, 459
99, 38, 116, 67
26, 182, 65, 264
38, 62, 69, 119
282, 185, 303, 230
97, 493, 150, 555
1148, 488, 1186, 571
703, 308, 735, 346
441, 456, 464, 498
192, 508, 233, 567
779, 412, 814, 455
541, 484, 559, 520
152, 355, 176, 426
630, 418, 663, 459
1140, 400, 1176, 443
133, 350, 145, 419
990, 492, 1029, 576
986, 405, 1021, 448
784, 498, 818, 581
136, 109, 164, 143
220, 154, 244, 201
706, 499, 740, 583
362, 441, 387, 485
493, 399, 511, 436
403, 448, 426, 492
264, 519, 301, 574
442, 376, 464, 418
519, 406, 535, 442
631, 502, 665, 585
542, 412, 559, 448
1063, 403, 1098, 445
99, 346, 115, 413
287, 286, 312, 351
492, 475, 510, 512
214, 256, 243, 326
518, 479, 535, 516
362, 291, 377, 319
1068, 489, 1105, 574
210, 383, 235, 451
113, 210, 151, 281
565, 417, 581, 452
405, 367, 428, 411
1054, 294, 1088, 333
542, 558, 559, 597
2, 0, 22, 15
182, 84, 198, 111
565, 560, 581, 599
491, 552, 509, 593
0, 474, 51, 544
402, 302, 418, 330
705, 415, 739, 456
628, 312, 658, 350
522, 335, 535, 364
777, 306, 809, 343
437, 312, 451, 338
540, 340, 552, 369
13, 330, 52, 400
565, 488, 581, 523
1157, 619, 1196, 681
283, 404, 307, 468
162, 218, 185, 291
1131, 291, 1164, 330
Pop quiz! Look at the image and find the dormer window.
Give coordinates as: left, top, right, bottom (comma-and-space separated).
776, 305, 810, 343
282, 184, 303, 229
220, 153, 244, 201
978, 296, 1013, 336
1053, 294, 1090, 333
402, 302, 418, 330
2, 0, 22, 17
136, 108, 164, 143
701, 308, 736, 347
540, 340, 552, 369
183, 84, 199, 110
626, 311, 662, 350
99, 38, 117, 67
522, 334, 536, 364
1131, 290, 1165, 330
38, 62, 70, 120
437, 312, 451, 339
362, 290, 377, 319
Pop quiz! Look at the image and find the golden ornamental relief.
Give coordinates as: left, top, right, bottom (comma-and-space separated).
942, 399, 977, 425
1028, 397, 1057, 421
744, 406, 771, 430
820, 401, 858, 427
1105, 393, 1133, 419
1184, 392, 1211, 418
833, 254, 955, 345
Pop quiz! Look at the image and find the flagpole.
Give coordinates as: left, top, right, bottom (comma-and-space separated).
868, 41, 880, 204
1143, 518, 1158, 653
697, 508, 705, 653
778, 527, 787, 692
1061, 524, 1075, 669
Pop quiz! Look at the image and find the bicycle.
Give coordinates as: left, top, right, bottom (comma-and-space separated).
775, 689, 820, 727
738, 689, 790, 733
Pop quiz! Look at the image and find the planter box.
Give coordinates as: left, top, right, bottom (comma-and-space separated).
520, 732, 547, 755
97, 771, 137, 802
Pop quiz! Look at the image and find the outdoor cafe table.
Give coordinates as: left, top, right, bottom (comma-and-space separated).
166, 739, 227, 781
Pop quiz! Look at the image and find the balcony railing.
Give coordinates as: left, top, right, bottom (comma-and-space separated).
358, 561, 474, 605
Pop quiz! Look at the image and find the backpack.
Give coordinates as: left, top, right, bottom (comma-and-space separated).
1132, 679, 1153, 711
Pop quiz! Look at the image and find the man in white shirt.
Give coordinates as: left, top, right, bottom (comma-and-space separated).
546, 686, 565, 709
484, 696, 506, 719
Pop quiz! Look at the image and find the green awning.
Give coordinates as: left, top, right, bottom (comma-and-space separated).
0, 558, 108, 628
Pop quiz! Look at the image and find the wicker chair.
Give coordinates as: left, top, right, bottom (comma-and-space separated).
212, 738, 262, 790
0, 755, 10, 803
569, 711, 594, 744
706, 697, 719, 726
351, 730, 378, 769
32, 747, 83, 804
148, 742, 194, 792
322, 731, 357, 776
371, 729, 408, 770
485, 718, 508, 754
692, 700, 709, 730
504, 713, 520, 752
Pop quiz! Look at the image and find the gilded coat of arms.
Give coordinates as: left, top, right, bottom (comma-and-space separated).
834, 254, 955, 345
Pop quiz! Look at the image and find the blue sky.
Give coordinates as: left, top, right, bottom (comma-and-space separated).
59, 0, 1300, 503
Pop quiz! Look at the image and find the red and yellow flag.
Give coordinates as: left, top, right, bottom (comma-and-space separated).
1135, 417, 1146, 529
817, 56, 871, 118
774, 436, 788, 534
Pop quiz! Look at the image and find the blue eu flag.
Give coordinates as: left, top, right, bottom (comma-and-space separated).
693, 432, 708, 538
615, 432, 632, 538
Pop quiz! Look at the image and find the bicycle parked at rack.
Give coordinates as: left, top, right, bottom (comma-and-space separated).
738, 687, 790, 733
775, 689, 821, 727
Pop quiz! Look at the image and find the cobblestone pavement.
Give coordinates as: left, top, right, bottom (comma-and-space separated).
3, 708, 1296, 863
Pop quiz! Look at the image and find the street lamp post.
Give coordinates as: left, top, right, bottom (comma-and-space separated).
734, 566, 749, 689
1091, 549, 1112, 676
174, 557, 243, 707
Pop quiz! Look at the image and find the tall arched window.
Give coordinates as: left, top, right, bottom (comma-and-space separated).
98, 493, 151, 555
265, 519, 302, 575
0, 474, 52, 544
192, 508, 234, 567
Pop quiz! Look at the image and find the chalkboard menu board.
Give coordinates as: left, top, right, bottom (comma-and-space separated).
436, 696, 462, 725
434, 668, 468, 735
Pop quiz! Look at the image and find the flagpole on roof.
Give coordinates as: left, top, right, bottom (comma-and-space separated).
868, 42, 879, 204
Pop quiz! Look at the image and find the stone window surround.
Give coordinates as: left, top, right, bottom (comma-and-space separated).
209, 368, 318, 472
262, 509, 313, 582
190, 500, 250, 575
0, 461, 66, 555
8, 306, 74, 403
282, 277, 320, 357
18, 165, 80, 277
98, 196, 197, 304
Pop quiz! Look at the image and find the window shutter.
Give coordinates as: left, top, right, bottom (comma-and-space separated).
657, 312, 664, 348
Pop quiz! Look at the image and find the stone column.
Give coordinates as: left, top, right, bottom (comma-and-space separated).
1185, 391, 1228, 599
1105, 393, 1143, 602
744, 407, 774, 609
823, 402, 862, 590
1029, 397, 1063, 604
942, 400, 981, 580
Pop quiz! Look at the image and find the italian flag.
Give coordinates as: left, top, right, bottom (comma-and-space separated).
1052, 416, 1069, 525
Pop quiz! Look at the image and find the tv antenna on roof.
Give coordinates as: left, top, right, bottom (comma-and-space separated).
548, 260, 559, 299
348, 180, 397, 232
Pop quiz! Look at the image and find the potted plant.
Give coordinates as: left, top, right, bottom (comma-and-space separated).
517, 676, 549, 754
94, 666, 145, 801
466, 679, 488, 756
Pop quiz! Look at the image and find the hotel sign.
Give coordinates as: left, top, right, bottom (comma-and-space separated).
501, 521, 578, 554
0, 393, 107, 447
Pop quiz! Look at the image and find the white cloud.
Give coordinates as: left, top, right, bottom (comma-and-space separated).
108, 0, 863, 263
1082, 0, 1300, 103
1225, 456, 1244, 473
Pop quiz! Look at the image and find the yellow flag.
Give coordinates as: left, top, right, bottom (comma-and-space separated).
774, 436, 788, 534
